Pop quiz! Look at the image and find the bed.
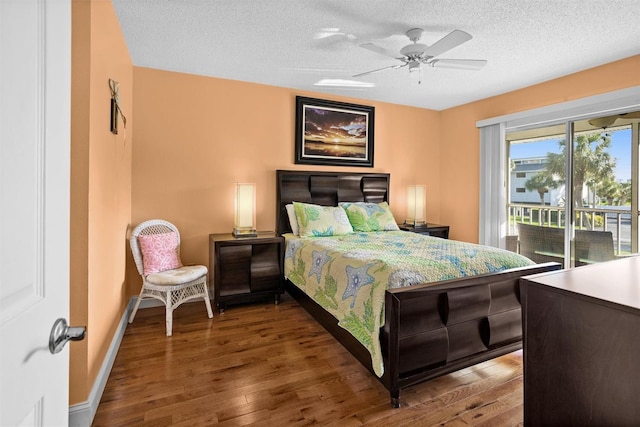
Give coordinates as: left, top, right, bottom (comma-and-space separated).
276, 170, 561, 407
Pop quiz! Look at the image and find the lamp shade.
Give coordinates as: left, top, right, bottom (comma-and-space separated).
406, 185, 426, 226
233, 183, 257, 237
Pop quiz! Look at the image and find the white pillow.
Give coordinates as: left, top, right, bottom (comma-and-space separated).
285, 204, 300, 235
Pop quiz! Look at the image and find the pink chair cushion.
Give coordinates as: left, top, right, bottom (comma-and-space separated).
138, 232, 183, 275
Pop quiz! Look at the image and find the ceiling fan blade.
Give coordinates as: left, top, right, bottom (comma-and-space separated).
589, 111, 640, 128
619, 111, 640, 118
423, 30, 472, 57
429, 59, 487, 70
359, 42, 402, 59
588, 116, 618, 128
353, 63, 406, 77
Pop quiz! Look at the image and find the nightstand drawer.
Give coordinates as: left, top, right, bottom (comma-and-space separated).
251, 242, 281, 291
218, 245, 251, 295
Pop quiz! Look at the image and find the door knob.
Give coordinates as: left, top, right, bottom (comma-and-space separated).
49, 318, 86, 354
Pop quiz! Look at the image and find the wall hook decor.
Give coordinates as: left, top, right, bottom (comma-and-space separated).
109, 79, 127, 134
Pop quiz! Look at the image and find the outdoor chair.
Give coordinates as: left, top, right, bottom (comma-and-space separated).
517, 222, 615, 266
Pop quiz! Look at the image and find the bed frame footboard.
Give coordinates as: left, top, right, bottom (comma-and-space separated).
382, 262, 561, 407
287, 261, 561, 407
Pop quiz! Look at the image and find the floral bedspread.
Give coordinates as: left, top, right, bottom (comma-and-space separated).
283, 231, 534, 377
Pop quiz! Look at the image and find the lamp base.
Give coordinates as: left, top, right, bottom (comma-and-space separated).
404, 220, 426, 228
233, 228, 258, 238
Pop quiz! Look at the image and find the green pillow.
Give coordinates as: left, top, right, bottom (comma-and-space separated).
340, 201, 400, 232
293, 202, 354, 237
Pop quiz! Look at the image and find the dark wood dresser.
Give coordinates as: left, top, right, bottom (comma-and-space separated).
520, 256, 640, 426
209, 232, 284, 313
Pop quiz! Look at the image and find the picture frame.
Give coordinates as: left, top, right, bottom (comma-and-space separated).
295, 96, 375, 167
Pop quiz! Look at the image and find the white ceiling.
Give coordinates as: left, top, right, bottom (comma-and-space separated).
112, 0, 640, 111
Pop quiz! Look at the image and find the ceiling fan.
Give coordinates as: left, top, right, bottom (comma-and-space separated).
354, 28, 487, 79
588, 112, 640, 129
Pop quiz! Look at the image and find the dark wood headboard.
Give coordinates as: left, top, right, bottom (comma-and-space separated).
276, 170, 391, 235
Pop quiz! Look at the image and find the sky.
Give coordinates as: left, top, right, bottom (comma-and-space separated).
509, 128, 631, 182
304, 107, 367, 144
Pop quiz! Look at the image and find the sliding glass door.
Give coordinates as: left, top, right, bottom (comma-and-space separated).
507, 111, 639, 267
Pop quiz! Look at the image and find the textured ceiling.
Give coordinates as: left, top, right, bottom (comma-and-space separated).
112, 0, 640, 111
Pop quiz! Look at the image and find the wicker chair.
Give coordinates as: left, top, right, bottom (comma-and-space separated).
129, 219, 213, 336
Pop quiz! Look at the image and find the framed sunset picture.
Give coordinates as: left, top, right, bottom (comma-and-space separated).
295, 96, 375, 167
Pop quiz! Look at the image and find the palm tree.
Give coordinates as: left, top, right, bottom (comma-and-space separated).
525, 173, 557, 224
525, 173, 557, 206
619, 181, 632, 206
597, 180, 621, 206
545, 132, 616, 226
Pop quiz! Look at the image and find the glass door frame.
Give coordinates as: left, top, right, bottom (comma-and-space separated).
631, 120, 639, 254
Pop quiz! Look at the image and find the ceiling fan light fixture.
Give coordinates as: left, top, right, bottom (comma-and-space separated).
400, 43, 429, 57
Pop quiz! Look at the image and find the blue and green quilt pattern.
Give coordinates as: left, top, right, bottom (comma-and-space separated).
284, 231, 534, 377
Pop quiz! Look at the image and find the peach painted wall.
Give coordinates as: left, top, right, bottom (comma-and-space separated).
129, 68, 441, 294
440, 55, 640, 243
70, 0, 133, 405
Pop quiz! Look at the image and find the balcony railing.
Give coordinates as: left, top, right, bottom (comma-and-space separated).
508, 203, 632, 255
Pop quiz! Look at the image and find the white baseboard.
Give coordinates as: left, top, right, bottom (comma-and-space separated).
68, 298, 137, 426
68, 296, 211, 426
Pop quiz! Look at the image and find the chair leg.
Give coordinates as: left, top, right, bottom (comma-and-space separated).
128, 287, 145, 324
204, 295, 213, 319
166, 290, 173, 337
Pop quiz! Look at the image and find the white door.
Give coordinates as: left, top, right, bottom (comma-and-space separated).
0, 0, 72, 426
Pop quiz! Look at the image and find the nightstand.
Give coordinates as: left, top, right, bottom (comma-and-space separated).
209, 232, 284, 313
398, 223, 450, 239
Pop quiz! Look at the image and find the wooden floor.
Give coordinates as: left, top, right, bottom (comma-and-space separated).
92, 293, 525, 426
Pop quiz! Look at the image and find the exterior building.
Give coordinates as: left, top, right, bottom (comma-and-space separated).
510, 157, 563, 205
